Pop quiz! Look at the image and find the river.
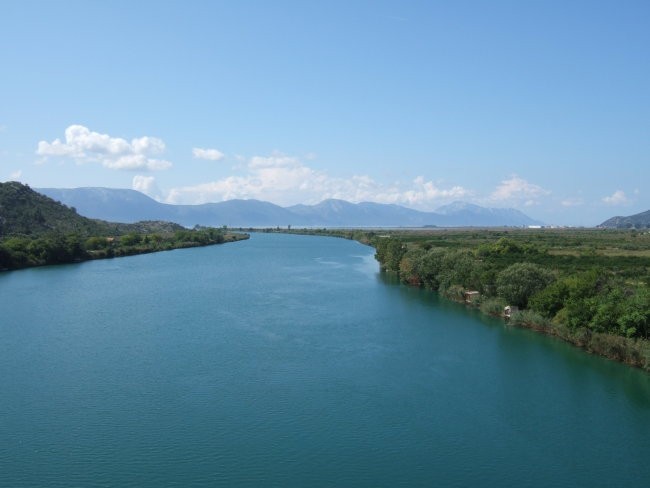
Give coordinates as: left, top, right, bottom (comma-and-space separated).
1, 233, 649, 487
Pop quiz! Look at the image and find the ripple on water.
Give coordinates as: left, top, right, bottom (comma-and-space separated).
0, 233, 649, 488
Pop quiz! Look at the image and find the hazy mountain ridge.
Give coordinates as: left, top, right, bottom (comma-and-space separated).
37, 187, 544, 227
286, 199, 451, 227
434, 201, 540, 227
600, 209, 650, 229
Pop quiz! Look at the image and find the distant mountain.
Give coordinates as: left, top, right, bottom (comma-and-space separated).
37, 187, 544, 228
600, 209, 650, 229
39, 188, 296, 227
287, 199, 447, 227
38, 187, 170, 223
435, 201, 544, 227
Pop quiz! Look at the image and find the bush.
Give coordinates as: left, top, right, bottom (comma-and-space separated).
509, 309, 552, 331
120, 233, 141, 246
480, 298, 506, 316
86, 236, 109, 250
589, 333, 630, 362
441, 284, 466, 302
496, 262, 555, 308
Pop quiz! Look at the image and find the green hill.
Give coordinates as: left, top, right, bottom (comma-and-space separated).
0, 182, 245, 270
0, 181, 111, 237
0, 181, 188, 238
600, 209, 650, 229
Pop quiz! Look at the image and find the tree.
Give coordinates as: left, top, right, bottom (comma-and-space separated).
529, 279, 570, 318
399, 248, 424, 285
438, 250, 483, 294
86, 236, 109, 250
374, 237, 405, 273
496, 262, 555, 308
417, 248, 447, 290
121, 233, 141, 246
616, 288, 650, 338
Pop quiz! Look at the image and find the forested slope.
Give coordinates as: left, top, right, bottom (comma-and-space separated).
0, 181, 110, 237
0, 182, 246, 270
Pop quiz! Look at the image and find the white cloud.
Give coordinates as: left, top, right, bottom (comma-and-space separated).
164, 152, 469, 208
602, 190, 630, 206
249, 154, 299, 169
9, 170, 22, 180
397, 176, 470, 206
132, 175, 161, 199
561, 197, 584, 207
192, 147, 225, 161
37, 125, 172, 171
490, 175, 550, 206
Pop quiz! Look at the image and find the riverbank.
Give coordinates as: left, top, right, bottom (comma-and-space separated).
3, 231, 648, 487
378, 231, 650, 372
469, 297, 649, 371
268, 227, 650, 372
0, 230, 249, 272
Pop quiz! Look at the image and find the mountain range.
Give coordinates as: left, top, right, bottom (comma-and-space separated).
37, 187, 544, 228
600, 209, 650, 229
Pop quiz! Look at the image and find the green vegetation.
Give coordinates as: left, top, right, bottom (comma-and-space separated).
278, 227, 650, 371
0, 180, 109, 236
0, 182, 248, 270
376, 230, 650, 369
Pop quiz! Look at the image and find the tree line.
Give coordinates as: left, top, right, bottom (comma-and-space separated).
0, 227, 228, 271
373, 234, 650, 369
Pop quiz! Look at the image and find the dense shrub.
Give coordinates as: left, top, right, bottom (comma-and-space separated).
496, 262, 555, 308
480, 298, 506, 316
509, 309, 552, 331
370, 230, 650, 348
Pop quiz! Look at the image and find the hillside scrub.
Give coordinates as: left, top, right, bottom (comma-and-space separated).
0, 182, 249, 271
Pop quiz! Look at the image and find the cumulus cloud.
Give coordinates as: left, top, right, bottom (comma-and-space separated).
166, 153, 328, 204
602, 190, 630, 206
164, 152, 469, 208
192, 147, 225, 161
489, 175, 550, 206
132, 175, 161, 199
37, 125, 172, 171
397, 176, 470, 206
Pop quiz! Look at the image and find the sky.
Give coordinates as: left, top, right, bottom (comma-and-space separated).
0, 0, 648, 226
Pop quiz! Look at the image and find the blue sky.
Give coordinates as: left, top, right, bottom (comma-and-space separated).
1, 0, 648, 225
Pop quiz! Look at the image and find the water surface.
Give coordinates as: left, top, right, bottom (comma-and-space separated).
1, 233, 649, 487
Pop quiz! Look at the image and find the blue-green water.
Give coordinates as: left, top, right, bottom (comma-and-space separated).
1, 233, 649, 487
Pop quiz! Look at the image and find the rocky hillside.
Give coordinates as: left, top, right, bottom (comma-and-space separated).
600, 210, 650, 229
